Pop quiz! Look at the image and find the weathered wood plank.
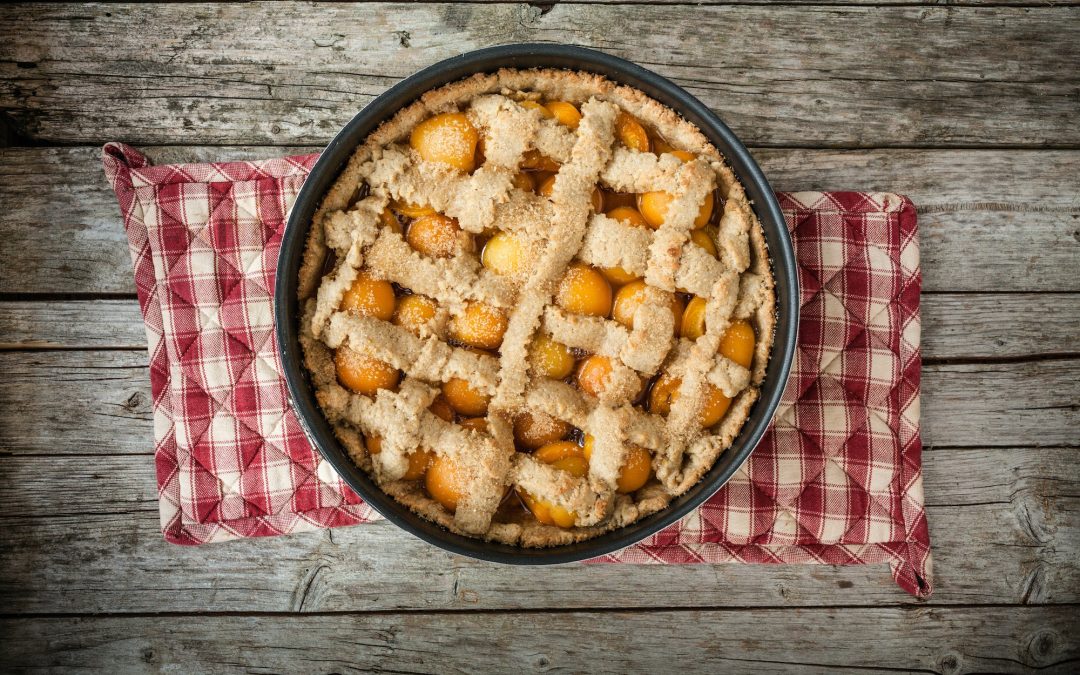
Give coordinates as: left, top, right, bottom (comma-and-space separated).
920, 359, 1080, 448
2, 4, 1078, 147
2, 607, 1077, 673
752, 148, 1080, 212
0, 351, 153, 456
921, 211, 1080, 293
0, 445, 1074, 613
3, 293, 1079, 360
3, 351, 1075, 456
2, 146, 1079, 294
923, 294, 1080, 360
0, 299, 145, 349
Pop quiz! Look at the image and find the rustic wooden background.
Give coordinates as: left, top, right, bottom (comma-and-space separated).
1, 2, 1078, 672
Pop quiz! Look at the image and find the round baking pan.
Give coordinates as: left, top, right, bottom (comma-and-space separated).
275, 44, 798, 563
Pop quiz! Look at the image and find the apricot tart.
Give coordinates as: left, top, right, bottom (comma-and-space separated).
298, 68, 775, 547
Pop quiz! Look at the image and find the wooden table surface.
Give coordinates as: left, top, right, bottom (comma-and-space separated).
1, 2, 1078, 672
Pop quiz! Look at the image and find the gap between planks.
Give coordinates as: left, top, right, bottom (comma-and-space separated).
3, 602, 1079, 620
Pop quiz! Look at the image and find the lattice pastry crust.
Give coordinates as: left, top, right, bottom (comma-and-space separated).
297, 68, 775, 546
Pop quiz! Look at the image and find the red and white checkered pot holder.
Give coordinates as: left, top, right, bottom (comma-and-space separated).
103, 142, 932, 598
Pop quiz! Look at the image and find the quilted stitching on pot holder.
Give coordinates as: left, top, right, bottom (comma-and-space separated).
103, 144, 931, 598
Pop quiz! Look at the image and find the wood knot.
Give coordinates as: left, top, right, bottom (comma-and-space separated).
123, 392, 146, 411
938, 651, 962, 675
1026, 629, 1061, 665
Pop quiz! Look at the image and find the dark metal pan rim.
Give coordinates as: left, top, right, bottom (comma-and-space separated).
274, 44, 799, 565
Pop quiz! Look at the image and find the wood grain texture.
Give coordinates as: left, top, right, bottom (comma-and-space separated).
0, 351, 152, 456
0, 445, 1075, 613
2, 146, 1078, 294
3, 293, 1079, 359
921, 359, 1080, 447
0, 299, 145, 349
1, 4, 1078, 147
2, 607, 1077, 673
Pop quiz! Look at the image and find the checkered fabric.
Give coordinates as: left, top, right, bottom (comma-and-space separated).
104, 143, 931, 598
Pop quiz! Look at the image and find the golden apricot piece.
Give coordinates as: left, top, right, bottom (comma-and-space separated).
521, 149, 561, 172
442, 377, 490, 417
340, 272, 396, 321
520, 100, 554, 118
635, 192, 668, 229
335, 347, 400, 396
365, 435, 383, 455
616, 112, 650, 152
600, 266, 638, 286
648, 372, 680, 417
511, 171, 535, 192
547, 504, 577, 528
680, 296, 707, 340
545, 101, 581, 129
648, 373, 731, 427
459, 416, 488, 433
576, 354, 614, 398
529, 334, 576, 380
402, 449, 434, 481
425, 454, 468, 511
690, 228, 718, 258
429, 394, 455, 422
670, 150, 695, 162
556, 263, 612, 318
389, 198, 436, 218
423, 465, 464, 510
534, 441, 589, 478
517, 490, 555, 526
392, 294, 438, 336
605, 206, 649, 229
519, 441, 587, 527
720, 319, 755, 369
615, 446, 652, 493
410, 112, 479, 172
407, 213, 465, 259
638, 190, 714, 230
481, 231, 526, 276
379, 208, 403, 234
514, 411, 570, 450
700, 386, 732, 428
451, 302, 508, 350
697, 191, 716, 227
611, 280, 685, 331
582, 434, 649, 493
610, 280, 646, 328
